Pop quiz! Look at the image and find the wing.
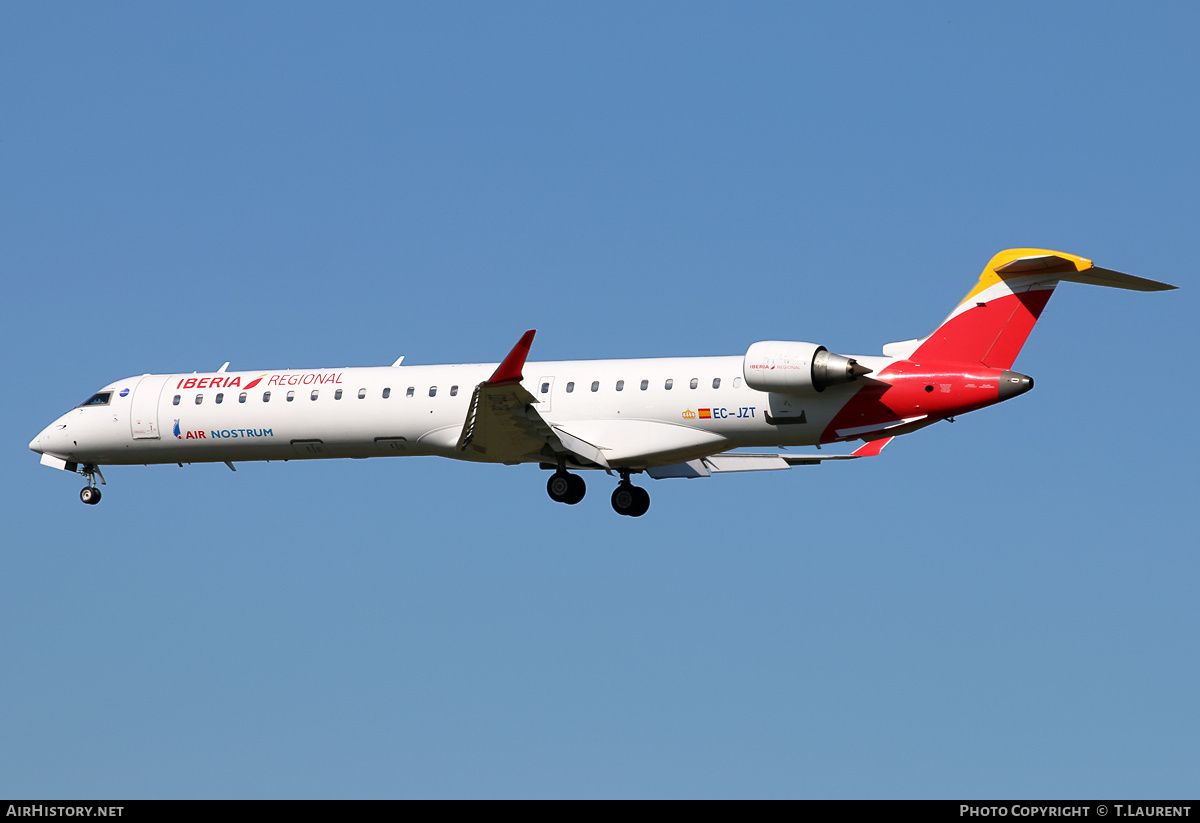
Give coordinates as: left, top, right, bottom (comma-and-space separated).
456, 332, 895, 474
456, 331, 544, 462
646, 437, 894, 478
455, 331, 610, 468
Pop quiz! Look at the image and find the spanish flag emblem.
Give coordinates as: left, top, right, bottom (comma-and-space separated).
698, 408, 712, 419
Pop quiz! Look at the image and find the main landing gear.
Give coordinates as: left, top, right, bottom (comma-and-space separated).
611, 475, 650, 518
77, 464, 105, 505
547, 470, 587, 505
545, 468, 651, 516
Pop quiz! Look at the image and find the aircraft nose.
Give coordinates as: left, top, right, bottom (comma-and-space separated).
29, 423, 53, 453
30, 419, 68, 454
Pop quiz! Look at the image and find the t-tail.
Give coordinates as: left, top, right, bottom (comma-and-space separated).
822, 249, 1177, 444
885, 248, 1177, 370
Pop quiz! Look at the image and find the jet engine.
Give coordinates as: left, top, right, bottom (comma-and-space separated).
743, 341, 871, 393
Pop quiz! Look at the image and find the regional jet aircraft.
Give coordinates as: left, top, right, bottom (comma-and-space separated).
29, 249, 1175, 516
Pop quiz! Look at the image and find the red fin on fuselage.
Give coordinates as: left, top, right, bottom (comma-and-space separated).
905, 249, 1176, 370
910, 285, 1055, 370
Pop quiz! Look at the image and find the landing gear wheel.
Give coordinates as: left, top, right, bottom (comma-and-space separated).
611, 483, 650, 517
629, 486, 650, 517
547, 472, 571, 502
565, 473, 586, 505
80, 487, 101, 505
547, 472, 586, 505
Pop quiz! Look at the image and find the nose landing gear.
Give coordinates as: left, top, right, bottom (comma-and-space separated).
77, 464, 105, 505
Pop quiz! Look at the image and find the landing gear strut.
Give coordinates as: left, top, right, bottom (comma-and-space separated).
611, 472, 650, 517
77, 464, 105, 506
546, 470, 586, 505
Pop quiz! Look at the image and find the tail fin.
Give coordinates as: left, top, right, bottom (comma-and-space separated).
902, 249, 1175, 369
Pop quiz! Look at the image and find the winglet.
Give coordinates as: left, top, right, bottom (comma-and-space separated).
852, 436, 893, 457
488, 330, 536, 384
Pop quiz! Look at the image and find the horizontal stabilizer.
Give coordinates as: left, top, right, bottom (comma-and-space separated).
1064, 267, 1177, 292
996, 255, 1177, 290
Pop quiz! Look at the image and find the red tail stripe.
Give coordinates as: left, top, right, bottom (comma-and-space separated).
911, 288, 1054, 369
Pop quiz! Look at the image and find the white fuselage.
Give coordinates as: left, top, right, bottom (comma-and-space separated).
30, 353, 891, 471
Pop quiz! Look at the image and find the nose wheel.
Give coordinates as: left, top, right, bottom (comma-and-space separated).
77, 463, 106, 505
611, 481, 650, 517
546, 471, 586, 505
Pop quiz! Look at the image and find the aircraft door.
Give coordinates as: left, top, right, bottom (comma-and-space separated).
130, 374, 171, 439
537, 376, 555, 413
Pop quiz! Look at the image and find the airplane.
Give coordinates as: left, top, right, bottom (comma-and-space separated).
29, 248, 1175, 516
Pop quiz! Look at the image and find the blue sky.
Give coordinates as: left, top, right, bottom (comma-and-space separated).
2, 2, 1197, 798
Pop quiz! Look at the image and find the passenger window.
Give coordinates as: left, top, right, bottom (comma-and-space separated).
383, 387, 391, 399
664, 379, 673, 390
239, 392, 247, 404
335, 389, 343, 400
616, 380, 624, 391
287, 391, 295, 402
195, 394, 203, 405
406, 387, 414, 397
429, 387, 437, 397
566, 382, 574, 393
733, 377, 743, 388
640, 379, 648, 391
451, 385, 459, 396
311, 390, 319, 401
712, 378, 721, 389
263, 391, 271, 402
358, 388, 367, 399
690, 378, 698, 389
541, 382, 550, 394
173, 395, 181, 406
216, 393, 224, 404
591, 381, 599, 392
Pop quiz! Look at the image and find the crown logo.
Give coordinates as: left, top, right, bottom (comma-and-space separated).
682, 409, 696, 419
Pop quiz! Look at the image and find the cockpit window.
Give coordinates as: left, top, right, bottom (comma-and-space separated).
78, 392, 112, 407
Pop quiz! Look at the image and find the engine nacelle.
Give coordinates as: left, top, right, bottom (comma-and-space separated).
743, 341, 871, 393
